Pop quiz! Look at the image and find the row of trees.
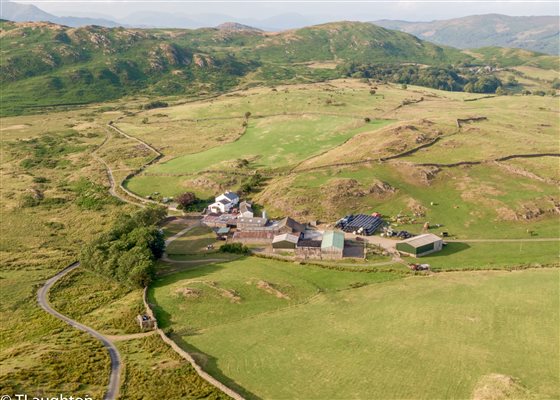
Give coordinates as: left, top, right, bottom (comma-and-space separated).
341, 63, 504, 94
80, 206, 167, 288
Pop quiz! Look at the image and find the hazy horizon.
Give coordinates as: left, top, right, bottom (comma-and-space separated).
4, 0, 559, 29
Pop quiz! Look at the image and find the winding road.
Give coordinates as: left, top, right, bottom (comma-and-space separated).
36, 113, 558, 400
37, 262, 122, 400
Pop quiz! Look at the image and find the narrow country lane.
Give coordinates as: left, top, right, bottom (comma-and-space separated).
37, 262, 122, 400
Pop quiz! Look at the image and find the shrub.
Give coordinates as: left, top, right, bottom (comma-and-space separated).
176, 192, 197, 209
19, 193, 40, 208
219, 243, 250, 255
143, 101, 168, 110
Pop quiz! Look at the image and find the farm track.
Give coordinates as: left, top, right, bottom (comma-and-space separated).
37, 263, 122, 400
446, 238, 560, 243
92, 130, 142, 206
106, 123, 163, 206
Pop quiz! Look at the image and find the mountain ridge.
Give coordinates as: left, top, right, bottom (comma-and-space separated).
373, 14, 560, 55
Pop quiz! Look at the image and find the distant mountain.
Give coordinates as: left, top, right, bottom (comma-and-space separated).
216, 22, 262, 32
373, 14, 560, 55
0, 0, 122, 27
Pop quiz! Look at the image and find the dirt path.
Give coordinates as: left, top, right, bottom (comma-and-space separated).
105, 331, 156, 342
37, 263, 122, 400
91, 130, 147, 207
446, 238, 560, 243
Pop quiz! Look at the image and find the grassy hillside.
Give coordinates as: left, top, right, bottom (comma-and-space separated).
121, 80, 560, 240
0, 102, 225, 398
464, 47, 559, 70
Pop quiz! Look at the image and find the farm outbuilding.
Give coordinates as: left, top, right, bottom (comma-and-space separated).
321, 231, 344, 259
216, 227, 230, 239
136, 314, 156, 330
295, 239, 322, 259
239, 201, 254, 218
277, 217, 306, 234
237, 217, 268, 230
232, 230, 275, 244
396, 233, 443, 257
272, 233, 299, 250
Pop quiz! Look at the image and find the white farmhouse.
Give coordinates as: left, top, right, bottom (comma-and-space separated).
208, 191, 239, 214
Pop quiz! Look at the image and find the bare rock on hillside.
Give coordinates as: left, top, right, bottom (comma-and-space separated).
472, 374, 530, 400
407, 198, 426, 217
368, 180, 396, 196
321, 178, 366, 201
193, 53, 214, 68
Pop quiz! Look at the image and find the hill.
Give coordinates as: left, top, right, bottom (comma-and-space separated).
0, 0, 121, 27
374, 14, 560, 55
0, 20, 468, 115
1, 19, 557, 116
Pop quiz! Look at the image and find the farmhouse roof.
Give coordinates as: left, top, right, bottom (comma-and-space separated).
297, 239, 322, 248
233, 231, 274, 240
321, 231, 345, 250
272, 233, 299, 244
222, 191, 238, 201
278, 217, 306, 233
238, 217, 268, 226
239, 201, 253, 213
399, 233, 442, 248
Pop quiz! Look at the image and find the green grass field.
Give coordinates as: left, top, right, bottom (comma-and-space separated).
166, 225, 224, 255
151, 260, 559, 399
148, 115, 390, 174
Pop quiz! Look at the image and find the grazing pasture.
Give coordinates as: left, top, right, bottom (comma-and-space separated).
148, 115, 391, 174
151, 263, 559, 400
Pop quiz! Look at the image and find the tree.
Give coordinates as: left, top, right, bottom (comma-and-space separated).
369, 89, 376, 95
401, 84, 408, 90
495, 87, 506, 96
176, 192, 197, 209
80, 206, 166, 288
244, 111, 252, 119
472, 76, 501, 93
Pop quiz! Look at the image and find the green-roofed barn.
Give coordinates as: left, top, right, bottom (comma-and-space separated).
321, 230, 345, 259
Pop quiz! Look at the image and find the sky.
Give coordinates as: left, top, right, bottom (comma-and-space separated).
9, 0, 560, 24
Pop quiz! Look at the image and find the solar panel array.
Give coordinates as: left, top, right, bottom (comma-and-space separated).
337, 214, 383, 235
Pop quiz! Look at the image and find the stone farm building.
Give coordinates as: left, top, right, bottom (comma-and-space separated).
239, 201, 254, 218
396, 233, 443, 257
277, 217, 306, 235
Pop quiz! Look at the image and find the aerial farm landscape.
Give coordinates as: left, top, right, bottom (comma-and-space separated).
0, 2, 559, 400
